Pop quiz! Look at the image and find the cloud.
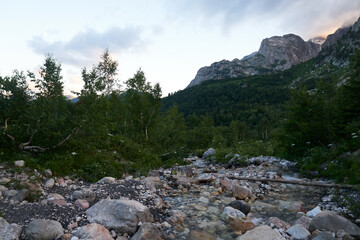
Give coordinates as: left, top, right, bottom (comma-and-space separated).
28, 26, 152, 67
167, 0, 360, 38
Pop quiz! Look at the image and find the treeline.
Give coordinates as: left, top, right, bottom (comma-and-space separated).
280, 51, 360, 184
0, 51, 185, 181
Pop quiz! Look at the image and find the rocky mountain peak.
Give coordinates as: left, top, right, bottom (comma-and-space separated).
187, 33, 321, 88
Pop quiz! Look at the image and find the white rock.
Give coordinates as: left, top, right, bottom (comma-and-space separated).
45, 178, 55, 188
223, 206, 246, 219
306, 206, 321, 218
14, 160, 25, 167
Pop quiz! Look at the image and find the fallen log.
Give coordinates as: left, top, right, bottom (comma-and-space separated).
231, 176, 358, 190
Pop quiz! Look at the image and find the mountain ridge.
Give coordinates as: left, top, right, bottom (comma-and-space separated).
186, 18, 359, 88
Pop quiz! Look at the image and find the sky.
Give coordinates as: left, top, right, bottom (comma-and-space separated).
0, 1, 359, 97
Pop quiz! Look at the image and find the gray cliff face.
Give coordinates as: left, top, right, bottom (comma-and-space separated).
187, 34, 321, 88
258, 34, 321, 69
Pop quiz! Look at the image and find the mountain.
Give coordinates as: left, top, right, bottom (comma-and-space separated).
187, 34, 322, 88
163, 17, 360, 126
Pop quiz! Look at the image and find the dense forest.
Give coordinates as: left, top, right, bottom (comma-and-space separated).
1, 31, 360, 190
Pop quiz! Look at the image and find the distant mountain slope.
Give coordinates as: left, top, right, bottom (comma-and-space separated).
187, 34, 321, 88
163, 17, 360, 127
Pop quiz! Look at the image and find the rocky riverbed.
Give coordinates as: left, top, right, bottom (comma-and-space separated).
0, 150, 360, 240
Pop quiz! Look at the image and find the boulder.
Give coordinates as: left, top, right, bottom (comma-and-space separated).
306, 206, 321, 218
130, 223, 166, 240
228, 218, 255, 233
197, 173, 214, 183
86, 199, 153, 234
237, 225, 286, 240
167, 210, 186, 225
203, 148, 216, 158
286, 224, 311, 240
0, 217, 22, 240
295, 216, 311, 230
188, 230, 216, 240
266, 217, 290, 231
229, 200, 251, 215
44, 169, 52, 178
14, 160, 25, 167
220, 179, 233, 191
72, 223, 113, 240
97, 177, 116, 184
74, 199, 90, 209
232, 184, 251, 200
25, 219, 63, 240
223, 206, 246, 220
309, 211, 360, 237
10, 188, 29, 202
71, 189, 96, 202
44, 178, 55, 188
312, 231, 336, 240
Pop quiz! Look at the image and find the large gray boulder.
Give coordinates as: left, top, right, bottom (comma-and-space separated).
86, 199, 153, 234
309, 211, 360, 237
237, 225, 286, 240
72, 223, 113, 240
130, 223, 166, 240
25, 219, 63, 240
286, 224, 310, 240
203, 148, 216, 158
0, 217, 22, 240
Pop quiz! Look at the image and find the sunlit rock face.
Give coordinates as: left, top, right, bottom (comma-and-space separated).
187, 33, 321, 88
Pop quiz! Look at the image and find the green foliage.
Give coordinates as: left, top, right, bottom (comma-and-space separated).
235, 140, 275, 157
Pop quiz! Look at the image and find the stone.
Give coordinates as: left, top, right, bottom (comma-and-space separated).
232, 184, 251, 200
60, 233, 73, 240
197, 173, 214, 183
178, 165, 194, 177
44, 169, 52, 178
306, 206, 321, 218
198, 196, 209, 204
47, 193, 65, 200
175, 176, 199, 188
0, 185, 8, 192
11, 188, 29, 202
286, 224, 311, 240
229, 200, 251, 215
25, 219, 63, 240
0, 177, 11, 184
313, 231, 336, 240
5, 190, 18, 198
154, 198, 163, 208
203, 148, 216, 158
143, 176, 162, 190
14, 160, 25, 167
74, 199, 90, 209
266, 217, 290, 231
73, 223, 113, 240
0, 217, 22, 240
130, 223, 166, 240
237, 225, 286, 240
86, 199, 153, 234
188, 230, 216, 240
220, 179, 233, 191
71, 189, 96, 202
45, 178, 55, 188
228, 218, 255, 233
49, 199, 67, 206
295, 216, 311, 230
223, 206, 246, 220
167, 210, 186, 225
97, 177, 116, 184
309, 211, 360, 237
